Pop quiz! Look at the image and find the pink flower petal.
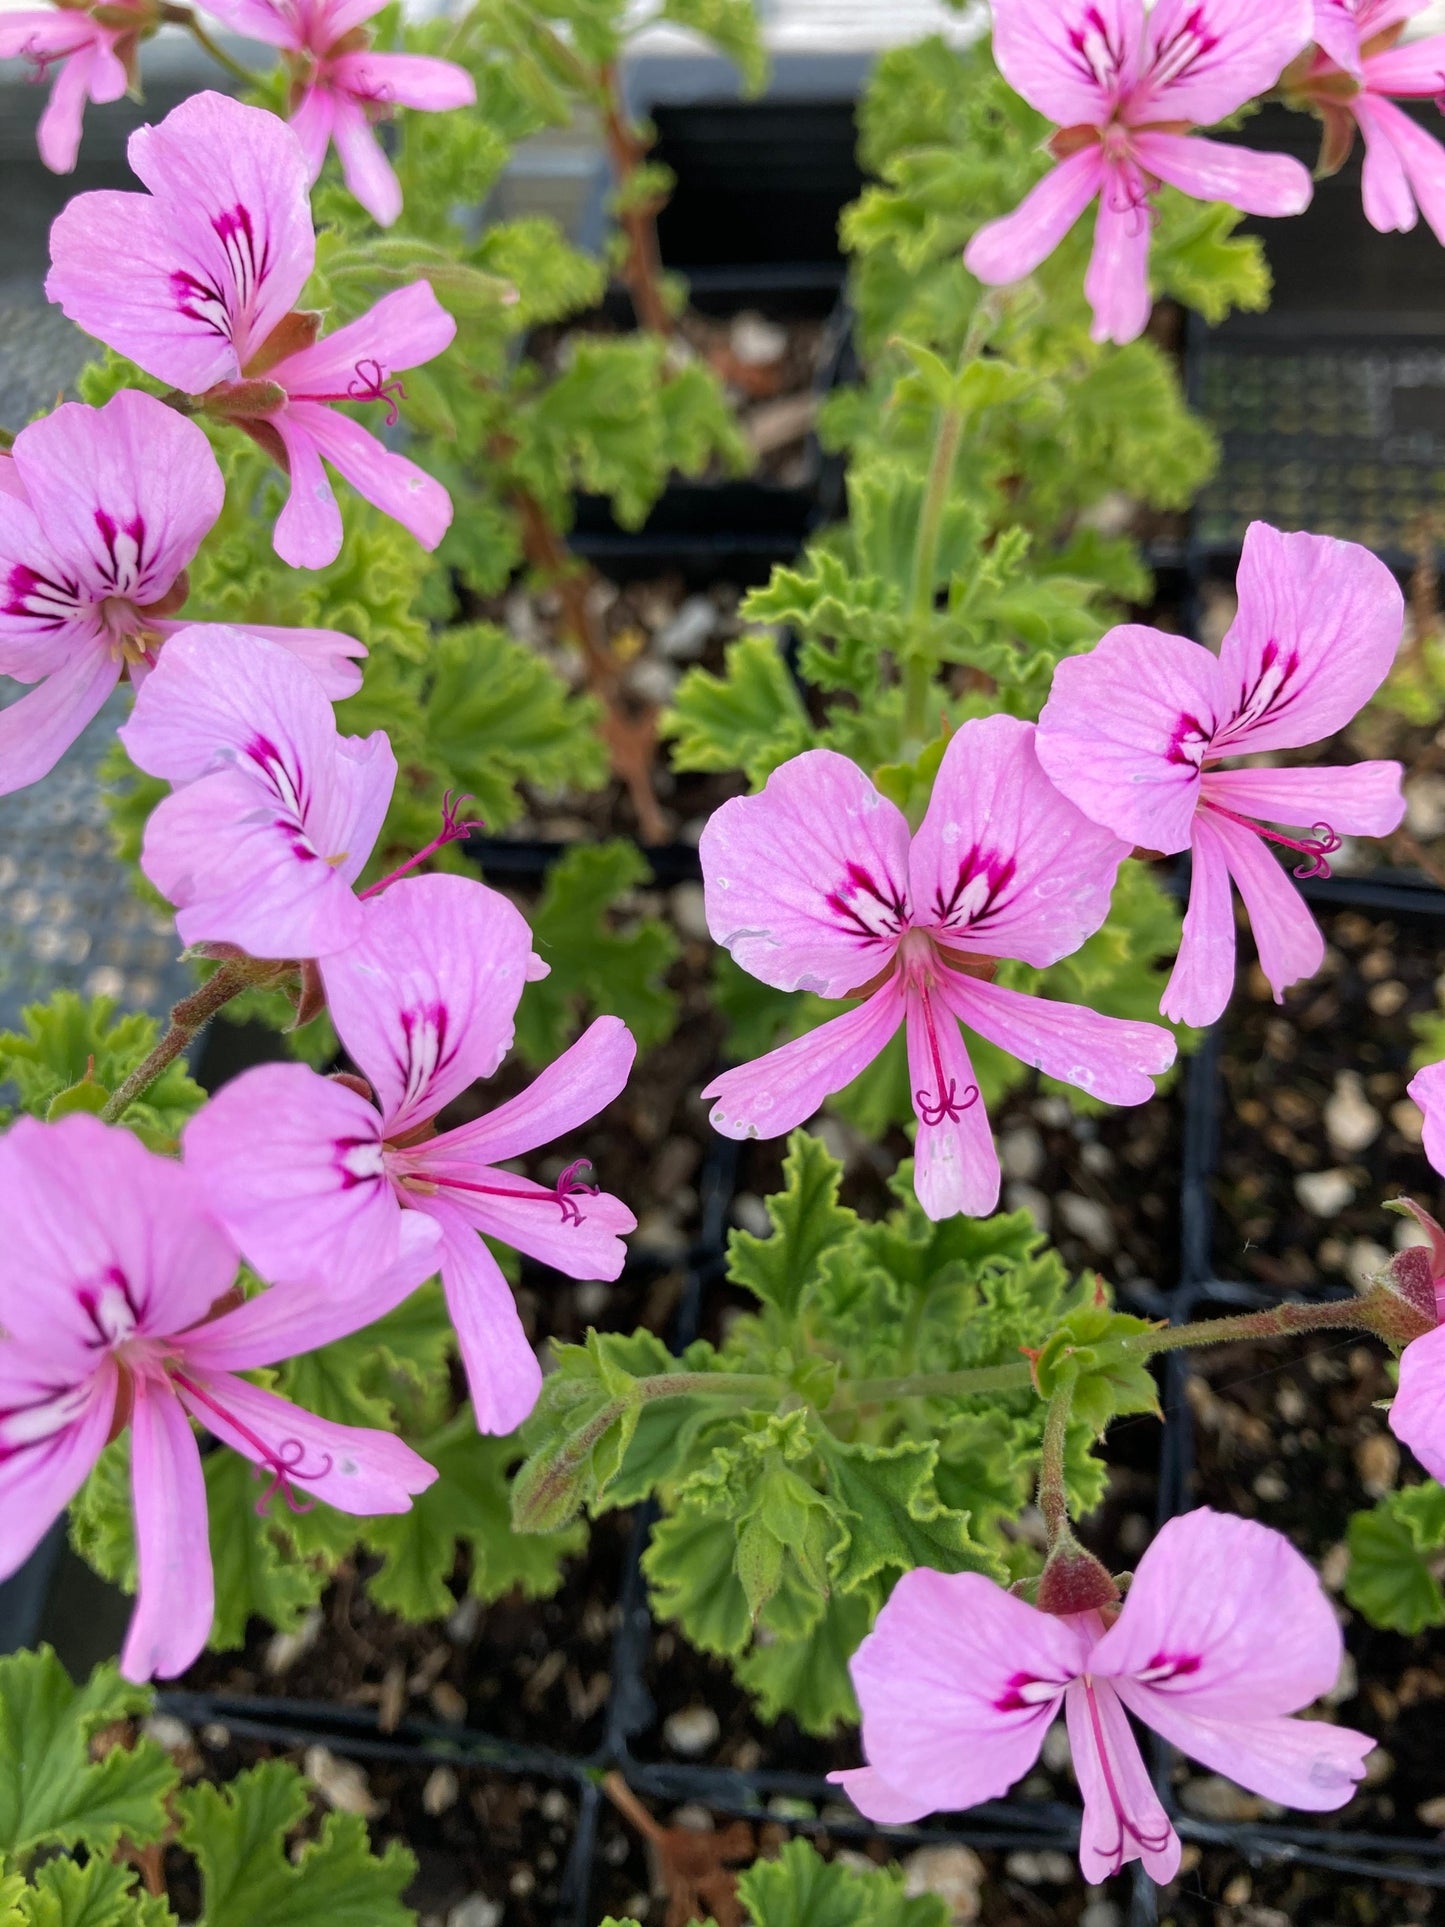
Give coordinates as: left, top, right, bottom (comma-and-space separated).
1160, 812, 1236, 1028
940, 972, 1176, 1106
156, 620, 366, 700
426, 1198, 543, 1435
121, 1380, 214, 1681
421, 1156, 635, 1280
182, 1061, 403, 1291
1364, 33, 1445, 98
1393, 1324, 1445, 1478
270, 281, 457, 395
430, 1015, 636, 1167
1356, 93, 1421, 233
1207, 805, 1325, 1004
1213, 523, 1404, 755
181, 1212, 441, 1370
1115, 1682, 1373, 1811
988, 0, 1141, 124
281, 401, 453, 554
964, 149, 1104, 287
328, 92, 403, 227
1091, 1509, 1347, 1716
330, 49, 476, 111
288, 83, 338, 181
701, 980, 906, 1140
1085, 164, 1154, 345
320, 873, 536, 1135
176, 1366, 437, 1514
1132, 0, 1313, 126
1313, 0, 1367, 75
270, 408, 345, 569
701, 748, 912, 996
1037, 624, 1222, 855
850, 1566, 1089, 1816
0, 1367, 115, 1579
912, 716, 1129, 967
35, 40, 98, 174
1407, 1059, 1445, 1178
0, 646, 119, 796
1131, 130, 1312, 218
1065, 1675, 1181, 1884
1355, 94, 1445, 242
827, 1767, 934, 1826
1200, 762, 1405, 839
903, 985, 1000, 1219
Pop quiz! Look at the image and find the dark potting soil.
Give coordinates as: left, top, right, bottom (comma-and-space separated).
1211, 907, 1444, 1293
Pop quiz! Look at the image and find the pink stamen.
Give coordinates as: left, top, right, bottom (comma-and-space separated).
1201, 799, 1342, 880
347, 358, 407, 427
553, 1157, 600, 1226
20, 36, 61, 80
1082, 1678, 1175, 1869
359, 791, 486, 899
914, 980, 980, 1128
430, 1158, 598, 1227
170, 1370, 334, 1516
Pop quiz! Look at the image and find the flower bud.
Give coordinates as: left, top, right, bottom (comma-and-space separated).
1036, 1539, 1120, 1617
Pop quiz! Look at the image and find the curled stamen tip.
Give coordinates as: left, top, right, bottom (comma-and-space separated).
914, 1081, 981, 1128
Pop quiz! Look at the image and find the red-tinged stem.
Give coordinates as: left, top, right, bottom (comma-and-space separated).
1038, 1364, 1077, 1553
100, 963, 260, 1123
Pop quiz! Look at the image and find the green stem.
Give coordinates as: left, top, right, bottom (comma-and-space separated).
172, 10, 258, 83
830, 1360, 1035, 1408
1125, 1298, 1376, 1357
636, 1372, 782, 1402
1038, 1364, 1077, 1552
100, 965, 251, 1124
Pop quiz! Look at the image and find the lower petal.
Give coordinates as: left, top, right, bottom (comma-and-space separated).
0, 647, 119, 796
701, 981, 905, 1141
1202, 763, 1405, 840
430, 1016, 636, 1166
1211, 810, 1325, 1005
827, 1766, 933, 1826
963, 149, 1103, 286
1161, 815, 1236, 1029
433, 1163, 635, 1280
176, 1368, 437, 1516
122, 1380, 213, 1682
940, 973, 1176, 1107
1114, 1679, 1372, 1814
330, 95, 403, 229
1065, 1678, 1181, 1887
1355, 95, 1419, 235
271, 412, 343, 571
428, 1199, 543, 1436
35, 47, 94, 174
288, 84, 336, 182
288, 402, 451, 554
1357, 95, 1445, 243
904, 984, 1000, 1220
155, 619, 365, 700
1390, 1326, 1445, 1481
1133, 132, 1312, 218
1085, 168, 1154, 346
0, 1369, 114, 1579
329, 50, 476, 112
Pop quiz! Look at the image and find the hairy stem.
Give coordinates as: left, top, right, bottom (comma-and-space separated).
100, 964, 251, 1123
1125, 1297, 1377, 1356
1038, 1364, 1077, 1552
598, 60, 674, 339
165, 8, 257, 82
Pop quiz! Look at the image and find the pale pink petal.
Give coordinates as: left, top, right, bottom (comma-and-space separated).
320, 873, 536, 1134
940, 971, 1176, 1106
0, 454, 23, 503
1313, 0, 1366, 75
1364, 35, 1445, 97
328, 93, 403, 227
430, 1017, 636, 1165
827, 1767, 933, 1826
903, 986, 1000, 1219
1391, 1323, 1445, 1479
203, 0, 302, 48
1091, 1509, 1347, 1715
154, 620, 366, 700
121, 1380, 214, 1681
0, 1114, 237, 1363
1065, 1677, 1181, 1885
179, 1212, 440, 1369
270, 410, 344, 570
0, 497, 105, 681
1356, 93, 1421, 233
0, 11, 93, 56
1355, 94, 1445, 243
912, 716, 1129, 967
1132, 0, 1313, 124
701, 748, 912, 996
176, 1367, 437, 1514
1201, 763, 1405, 839
181, 1062, 402, 1290
1037, 625, 1221, 854
281, 401, 452, 554
1214, 523, 1405, 754
421, 1157, 635, 1280
36, 42, 98, 175
0, 648, 119, 796
702, 981, 906, 1140
1131, 131, 1312, 218
331, 50, 476, 110
1160, 813, 1236, 1028
1407, 1060, 1445, 1178
268, 281, 458, 397
1208, 805, 1325, 1003
851, 1567, 1089, 1816
1085, 164, 1155, 345
1115, 1682, 1372, 1810
288, 84, 337, 181
964, 149, 1105, 287
987, 0, 1141, 123
423, 1198, 544, 1434
0, 1368, 115, 1578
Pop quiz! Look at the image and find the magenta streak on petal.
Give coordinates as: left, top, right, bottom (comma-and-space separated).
244, 730, 315, 855
396, 1003, 459, 1116
92, 507, 150, 597
1199, 798, 1342, 881
1213, 637, 1303, 751
1167, 710, 1211, 770
423, 1157, 601, 1228
20, 34, 64, 80
1082, 1678, 1175, 1869
995, 1670, 1068, 1714
170, 203, 271, 344
170, 1368, 333, 1515
1133, 1651, 1202, 1686
1144, 7, 1219, 94
1065, 5, 1130, 99
334, 1132, 385, 1192
75, 1264, 142, 1349
927, 847, 1017, 936
913, 978, 979, 1128
0, 1381, 96, 1459
824, 860, 910, 949
5, 559, 86, 627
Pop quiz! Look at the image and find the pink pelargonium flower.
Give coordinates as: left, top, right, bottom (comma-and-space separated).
183, 873, 638, 1436
0, 1112, 440, 1682
45, 90, 455, 569
0, 0, 152, 174
118, 626, 395, 960
0, 390, 366, 799
964, 0, 1315, 343
1290, 2, 1445, 241
698, 717, 1177, 1221
205, 0, 475, 228
1386, 1065, 1445, 1479
1037, 521, 1405, 1029
832, 1508, 1373, 1882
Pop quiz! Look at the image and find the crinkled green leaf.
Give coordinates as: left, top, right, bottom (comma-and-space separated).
1346, 1482, 1445, 1635
727, 1129, 858, 1322
737, 1837, 950, 1927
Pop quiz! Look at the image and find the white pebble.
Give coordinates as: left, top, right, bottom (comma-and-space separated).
999, 1127, 1044, 1182
1057, 1192, 1117, 1253
656, 594, 719, 660
1325, 1072, 1382, 1155
901, 1844, 985, 1921
1346, 1239, 1392, 1291
1295, 1169, 1356, 1216
447, 1899, 503, 1927
663, 1704, 720, 1757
